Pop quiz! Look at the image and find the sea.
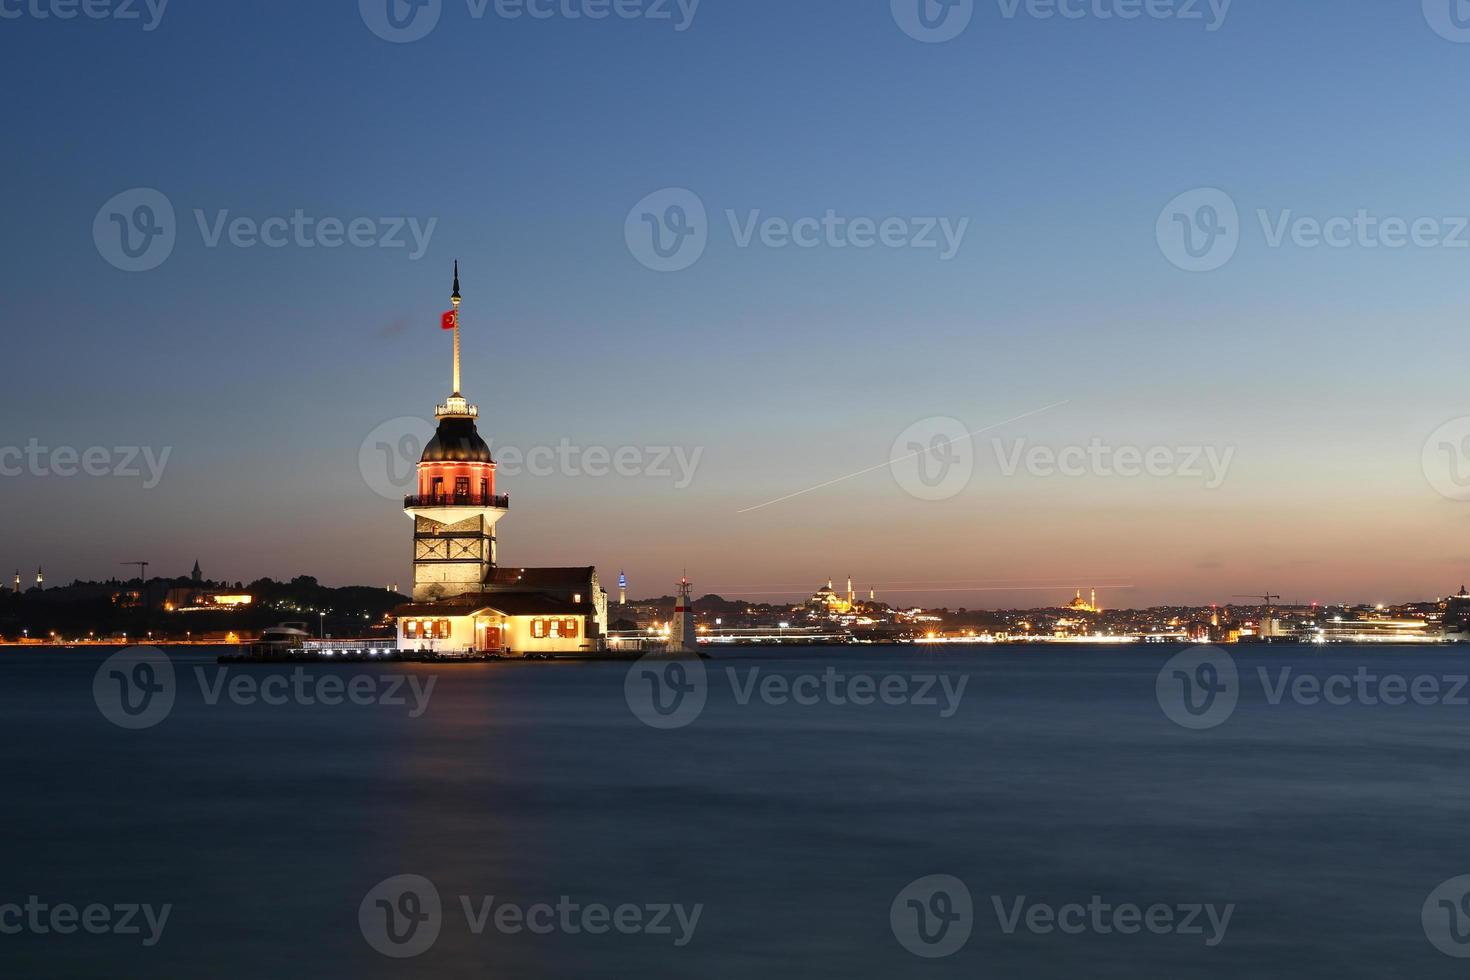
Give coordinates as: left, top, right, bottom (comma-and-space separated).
2, 643, 1469, 978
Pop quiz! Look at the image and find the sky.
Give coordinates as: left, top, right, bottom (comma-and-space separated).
2, 0, 1470, 608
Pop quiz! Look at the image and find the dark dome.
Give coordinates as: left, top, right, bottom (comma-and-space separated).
421, 416, 492, 464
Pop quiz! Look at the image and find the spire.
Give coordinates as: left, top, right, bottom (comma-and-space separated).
451, 260, 462, 397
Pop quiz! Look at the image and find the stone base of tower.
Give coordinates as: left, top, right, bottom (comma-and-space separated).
409, 512, 500, 602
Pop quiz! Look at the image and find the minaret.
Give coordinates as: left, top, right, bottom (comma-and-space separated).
404, 263, 510, 602
1091, 588, 1098, 613
35, 566, 43, 589
13, 570, 20, 593
618, 570, 627, 606
847, 575, 854, 610
670, 575, 697, 653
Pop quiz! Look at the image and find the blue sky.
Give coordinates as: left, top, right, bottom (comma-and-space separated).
3, 0, 1469, 605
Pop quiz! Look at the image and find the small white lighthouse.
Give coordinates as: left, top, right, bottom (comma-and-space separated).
669, 575, 697, 653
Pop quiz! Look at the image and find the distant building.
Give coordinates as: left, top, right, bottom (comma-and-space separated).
164, 589, 253, 613
1442, 585, 1470, 641
806, 577, 856, 616
1065, 589, 1100, 614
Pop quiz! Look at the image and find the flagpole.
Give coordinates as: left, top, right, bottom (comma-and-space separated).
451, 260, 462, 396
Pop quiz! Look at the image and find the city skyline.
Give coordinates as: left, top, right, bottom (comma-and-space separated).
5, 3, 1470, 605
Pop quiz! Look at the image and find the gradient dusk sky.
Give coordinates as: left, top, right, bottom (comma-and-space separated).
3, 0, 1470, 607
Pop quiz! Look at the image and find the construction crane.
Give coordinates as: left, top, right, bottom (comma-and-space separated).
121, 561, 151, 634
1234, 592, 1283, 637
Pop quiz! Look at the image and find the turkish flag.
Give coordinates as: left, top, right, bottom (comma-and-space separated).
441, 310, 458, 331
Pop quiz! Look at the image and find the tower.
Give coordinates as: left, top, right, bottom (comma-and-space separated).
847, 575, 854, 611
192, 560, 202, 583
670, 575, 697, 653
35, 566, 43, 589
405, 263, 510, 602
13, 570, 20, 593
618, 570, 627, 606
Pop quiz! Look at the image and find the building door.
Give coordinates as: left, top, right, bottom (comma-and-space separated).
475, 620, 502, 652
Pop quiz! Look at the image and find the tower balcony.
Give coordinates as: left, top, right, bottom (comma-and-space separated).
405, 492, 509, 510
435, 395, 479, 419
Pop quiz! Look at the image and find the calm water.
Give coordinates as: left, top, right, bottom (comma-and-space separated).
3, 644, 1470, 977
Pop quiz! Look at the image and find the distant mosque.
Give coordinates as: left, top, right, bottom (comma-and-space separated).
1066, 588, 1102, 614
806, 577, 874, 617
